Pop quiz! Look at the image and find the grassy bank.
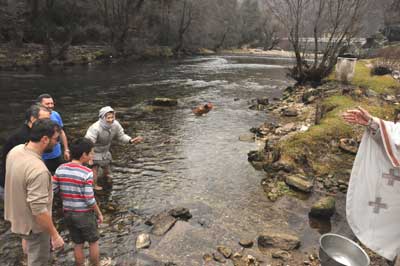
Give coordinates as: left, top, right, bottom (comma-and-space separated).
279, 60, 397, 178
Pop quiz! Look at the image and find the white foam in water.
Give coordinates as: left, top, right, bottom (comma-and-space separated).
127, 79, 188, 88
183, 79, 228, 88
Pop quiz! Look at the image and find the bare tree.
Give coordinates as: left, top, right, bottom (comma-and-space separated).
160, 0, 174, 45
29, 0, 83, 63
95, 0, 144, 55
266, 0, 369, 84
174, 0, 192, 54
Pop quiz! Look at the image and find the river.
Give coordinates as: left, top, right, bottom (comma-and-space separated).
0, 55, 338, 265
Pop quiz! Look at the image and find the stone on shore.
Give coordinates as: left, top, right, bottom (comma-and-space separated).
339, 138, 358, 154
309, 196, 336, 218
282, 107, 299, 117
285, 174, 313, 193
258, 230, 300, 250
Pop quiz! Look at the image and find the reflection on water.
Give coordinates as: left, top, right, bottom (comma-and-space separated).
0, 55, 332, 265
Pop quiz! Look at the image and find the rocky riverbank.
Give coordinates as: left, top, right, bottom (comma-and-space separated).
244, 61, 400, 265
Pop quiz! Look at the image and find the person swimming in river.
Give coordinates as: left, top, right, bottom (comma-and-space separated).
192, 103, 213, 116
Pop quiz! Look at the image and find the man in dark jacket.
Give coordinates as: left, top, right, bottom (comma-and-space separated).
0, 104, 50, 198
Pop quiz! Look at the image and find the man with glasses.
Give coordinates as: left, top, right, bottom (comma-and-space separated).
0, 104, 51, 199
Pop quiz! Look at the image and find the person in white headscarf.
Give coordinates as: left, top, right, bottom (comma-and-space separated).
85, 106, 143, 190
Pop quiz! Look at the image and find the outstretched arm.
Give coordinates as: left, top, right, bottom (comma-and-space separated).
342, 106, 374, 126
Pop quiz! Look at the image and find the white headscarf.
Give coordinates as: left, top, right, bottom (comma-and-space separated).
98, 106, 115, 130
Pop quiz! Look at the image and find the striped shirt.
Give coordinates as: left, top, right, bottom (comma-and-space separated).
53, 163, 96, 212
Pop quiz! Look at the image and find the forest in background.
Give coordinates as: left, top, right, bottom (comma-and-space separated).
0, 0, 400, 82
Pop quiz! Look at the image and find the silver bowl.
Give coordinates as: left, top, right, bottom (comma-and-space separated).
319, 233, 370, 266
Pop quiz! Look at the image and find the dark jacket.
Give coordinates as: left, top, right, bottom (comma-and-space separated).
0, 125, 30, 187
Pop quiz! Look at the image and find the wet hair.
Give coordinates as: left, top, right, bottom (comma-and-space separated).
36, 93, 53, 103
24, 104, 51, 124
70, 138, 94, 160
29, 119, 60, 142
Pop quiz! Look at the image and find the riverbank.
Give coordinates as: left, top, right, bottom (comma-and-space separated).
0, 42, 296, 71
246, 59, 400, 265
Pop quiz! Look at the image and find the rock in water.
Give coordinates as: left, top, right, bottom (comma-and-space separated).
168, 207, 192, 221
239, 238, 254, 248
136, 233, 151, 249
217, 245, 232, 258
147, 211, 177, 236
309, 196, 336, 218
149, 98, 178, 106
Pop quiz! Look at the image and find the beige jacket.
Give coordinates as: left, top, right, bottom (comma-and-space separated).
4, 144, 53, 235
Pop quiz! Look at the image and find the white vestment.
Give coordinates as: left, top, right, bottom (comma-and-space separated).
347, 119, 400, 260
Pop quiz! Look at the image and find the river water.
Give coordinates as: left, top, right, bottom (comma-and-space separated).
0, 55, 336, 265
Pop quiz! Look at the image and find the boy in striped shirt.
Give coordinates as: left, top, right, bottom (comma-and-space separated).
53, 138, 103, 266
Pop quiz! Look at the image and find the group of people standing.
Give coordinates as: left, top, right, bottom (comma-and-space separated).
0, 94, 143, 266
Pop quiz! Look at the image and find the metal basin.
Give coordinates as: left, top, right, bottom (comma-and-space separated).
319, 233, 370, 266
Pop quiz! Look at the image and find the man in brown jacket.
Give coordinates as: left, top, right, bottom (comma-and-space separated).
5, 119, 64, 266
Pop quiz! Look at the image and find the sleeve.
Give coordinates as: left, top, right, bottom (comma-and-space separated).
115, 121, 132, 143
85, 125, 98, 144
367, 117, 381, 140
51, 112, 64, 128
83, 172, 96, 207
0, 138, 17, 187
26, 171, 52, 215
52, 171, 60, 194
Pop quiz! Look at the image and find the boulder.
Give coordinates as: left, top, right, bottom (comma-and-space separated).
309, 196, 336, 218
136, 233, 151, 249
258, 231, 300, 250
285, 175, 313, 193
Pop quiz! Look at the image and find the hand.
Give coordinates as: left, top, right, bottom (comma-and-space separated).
131, 136, 143, 144
51, 234, 64, 251
97, 213, 103, 224
64, 150, 70, 161
342, 106, 372, 126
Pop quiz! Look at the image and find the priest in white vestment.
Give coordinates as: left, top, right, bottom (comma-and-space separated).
343, 106, 400, 261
